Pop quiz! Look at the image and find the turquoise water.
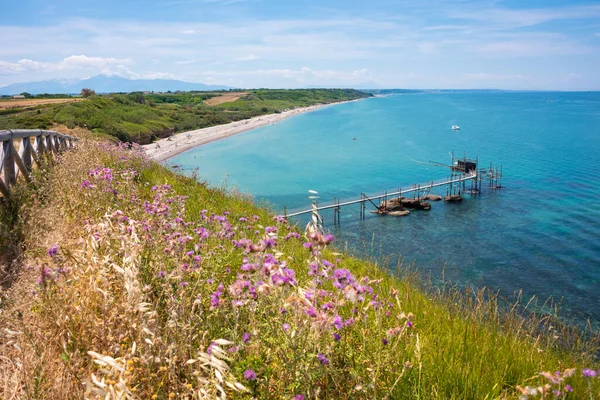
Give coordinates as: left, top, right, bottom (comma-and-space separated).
171, 92, 600, 327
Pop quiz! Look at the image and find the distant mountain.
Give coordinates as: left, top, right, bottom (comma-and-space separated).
0, 74, 233, 95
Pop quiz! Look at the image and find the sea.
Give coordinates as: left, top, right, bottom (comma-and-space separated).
171, 92, 600, 329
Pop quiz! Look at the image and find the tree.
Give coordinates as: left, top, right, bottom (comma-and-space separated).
20, 92, 32, 98
81, 88, 96, 98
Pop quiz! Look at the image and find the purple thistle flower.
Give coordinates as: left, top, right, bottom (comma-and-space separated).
243, 369, 257, 381
333, 315, 343, 330
47, 244, 59, 257
303, 242, 313, 249
333, 332, 341, 342
582, 368, 597, 378
565, 385, 573, 392
210, 284, 224, 309
242, 332, 251, 343
323, 234, 335, 244
262, 237, 277, 248
157, 270, 166, 278
306, 307, 317, 318
382, 338, 389, 345
317, 353, 328, 365
283, 323, 291, 332
295, 396, 305, 400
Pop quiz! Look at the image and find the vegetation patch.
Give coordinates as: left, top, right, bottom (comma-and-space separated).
0, 89, 371, 143
0, 139, 598, 399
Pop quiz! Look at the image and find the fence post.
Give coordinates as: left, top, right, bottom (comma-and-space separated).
2, 140, 16, 187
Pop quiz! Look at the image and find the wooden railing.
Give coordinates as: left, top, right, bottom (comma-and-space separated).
0, 129, 77, 197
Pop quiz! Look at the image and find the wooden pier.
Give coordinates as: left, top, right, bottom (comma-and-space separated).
284, 156, 503, 223
0, 129, 78, 198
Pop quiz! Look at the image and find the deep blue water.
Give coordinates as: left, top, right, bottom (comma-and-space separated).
171, 92, 600, 328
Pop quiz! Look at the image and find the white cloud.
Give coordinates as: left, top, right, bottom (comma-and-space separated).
59, 55, 128, 70
0, 54, 140, 80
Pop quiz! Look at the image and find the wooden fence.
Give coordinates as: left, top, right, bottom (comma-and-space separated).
0, 129, 77, 198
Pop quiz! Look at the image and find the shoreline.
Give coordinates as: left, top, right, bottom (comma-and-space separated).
143, 101, 352, 162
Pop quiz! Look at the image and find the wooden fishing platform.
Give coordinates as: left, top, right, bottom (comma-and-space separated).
284, 155, 503, 223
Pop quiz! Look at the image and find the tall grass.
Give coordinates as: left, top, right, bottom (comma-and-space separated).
0, 140, 598, 399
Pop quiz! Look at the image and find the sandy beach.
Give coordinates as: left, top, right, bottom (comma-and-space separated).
143, 103, 334, 162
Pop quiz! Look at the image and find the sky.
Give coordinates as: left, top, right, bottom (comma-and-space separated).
1, 0, 600, 90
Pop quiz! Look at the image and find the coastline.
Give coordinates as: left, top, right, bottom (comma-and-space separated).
143, 101, 351, 162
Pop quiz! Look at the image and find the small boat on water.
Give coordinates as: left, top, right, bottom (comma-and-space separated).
451, 125, 460, 130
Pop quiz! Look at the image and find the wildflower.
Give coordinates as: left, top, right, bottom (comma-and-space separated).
285, 232, 301, 240
333, 333, 341, 342
295, 396, 305, 400
242, 333, 251, 343
241, 263, 257, 272
243, 369, 257, 381
228, 346, 239, 353
332, 315, 343, 330
303, 242, 313, 249
323, 234, 335, 244
265, 226, 277, 233
47, 244, 59, 257
382, 338, 389, 345
262, 237, 277, 248
317, 353, 328, 365
157, 271, 167, 278
271, 268, 297, 286
332, 268, 356, 290
283, 323, 291, 332
81, 179, 93, 188
210, 284, 224, 309
306, 307, 317, 318
565, 385, 573, 392
582, 368, 597, 378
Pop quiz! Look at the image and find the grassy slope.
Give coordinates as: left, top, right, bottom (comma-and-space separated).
0, 89, 372, 143
0, 137, 598, 399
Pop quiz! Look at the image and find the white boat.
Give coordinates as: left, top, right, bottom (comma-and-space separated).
451, 125, 460, 130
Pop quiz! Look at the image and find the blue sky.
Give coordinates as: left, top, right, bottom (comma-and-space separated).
1, 0, 599, 89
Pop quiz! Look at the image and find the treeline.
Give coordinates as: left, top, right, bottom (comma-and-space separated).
0, 89, 372, 143
0, 92, 76, 99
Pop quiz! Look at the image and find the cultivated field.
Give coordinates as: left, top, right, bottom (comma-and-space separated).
202, 92, 247, 105
0, 98, 82, 110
